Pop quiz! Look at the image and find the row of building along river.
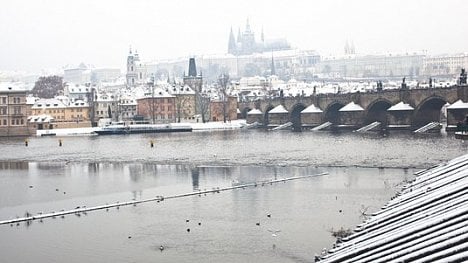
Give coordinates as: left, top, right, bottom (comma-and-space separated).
0, 129, 466, 262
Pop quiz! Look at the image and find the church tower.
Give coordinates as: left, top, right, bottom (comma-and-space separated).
228, 27, 237, 55
183, 58, 203, 92
241, 18, 256, 54
126, 48, 138, 87
271, 53, 276, 76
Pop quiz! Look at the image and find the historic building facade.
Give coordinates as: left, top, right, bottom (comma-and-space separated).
31, 98, 91, 129
0, 86, 30, 136
136, 88, 176, 123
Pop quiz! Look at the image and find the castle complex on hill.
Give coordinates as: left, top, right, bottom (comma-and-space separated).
228, 19, 291, 56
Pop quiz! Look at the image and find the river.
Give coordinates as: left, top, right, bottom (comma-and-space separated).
0, 130, 466, 262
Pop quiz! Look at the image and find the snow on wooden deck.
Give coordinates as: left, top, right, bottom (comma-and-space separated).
318, 154, 468, 263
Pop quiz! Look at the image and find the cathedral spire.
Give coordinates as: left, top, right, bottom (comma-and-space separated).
271, 52, 276, 76
228, 26, 237, 55
344, 40, 350, 55
245, 18, 251, 32
261, 26, 264, 42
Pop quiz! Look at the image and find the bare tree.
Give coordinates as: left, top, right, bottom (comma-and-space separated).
218, 73, 229, 123
148, 77, 156, 123
173, 88, 191, 123
196, 91, 210, 123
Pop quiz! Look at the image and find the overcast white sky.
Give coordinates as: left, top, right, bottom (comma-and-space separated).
1, 0, 467, 72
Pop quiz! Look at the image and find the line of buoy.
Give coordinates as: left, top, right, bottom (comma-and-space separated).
0, 172, 327, 226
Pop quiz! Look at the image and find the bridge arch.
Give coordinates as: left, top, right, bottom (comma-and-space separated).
263, 104, 274, 126
290, 103, 307, 131
365, 99, 392, 127
413, 96, 448, 128
324, 102, 345, 124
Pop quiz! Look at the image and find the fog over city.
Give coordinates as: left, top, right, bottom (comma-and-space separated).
1, 0, 467, 72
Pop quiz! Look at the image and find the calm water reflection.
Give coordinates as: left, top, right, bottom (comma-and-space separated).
1, 162, 412, 263
0, 130, 466, 262
0, 130, 466, 168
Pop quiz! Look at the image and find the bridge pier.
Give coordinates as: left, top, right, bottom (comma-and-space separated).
238, 85, 468, 132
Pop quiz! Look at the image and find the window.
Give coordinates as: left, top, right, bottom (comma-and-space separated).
2, 119, 6, 125
1, 97, 6, 104
14, 106, 21, 115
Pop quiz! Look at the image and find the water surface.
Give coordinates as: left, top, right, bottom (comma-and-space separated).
0, 130, 466, 262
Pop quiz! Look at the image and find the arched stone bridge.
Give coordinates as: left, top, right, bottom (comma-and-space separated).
238, 85, 468, 130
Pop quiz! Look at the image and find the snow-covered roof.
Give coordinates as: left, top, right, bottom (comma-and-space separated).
65, 83, 93, 93
142, 87, 175, 98
119, 98, 137, 105
94, 92, 117, 102
447, 99, 468, 109
319, 154, 468, 263
387, 102, 414, 111
32, 98, 67, 109
247, 109, 262, 115
26, 96, 39, 105
301, 104, 323, 113
167, 85, 196, 95
339, 102, 364, 112
28, 114, 54, 123
0, 82, 28, 92
70, 100, 88, 107
269, 105, 288, 114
